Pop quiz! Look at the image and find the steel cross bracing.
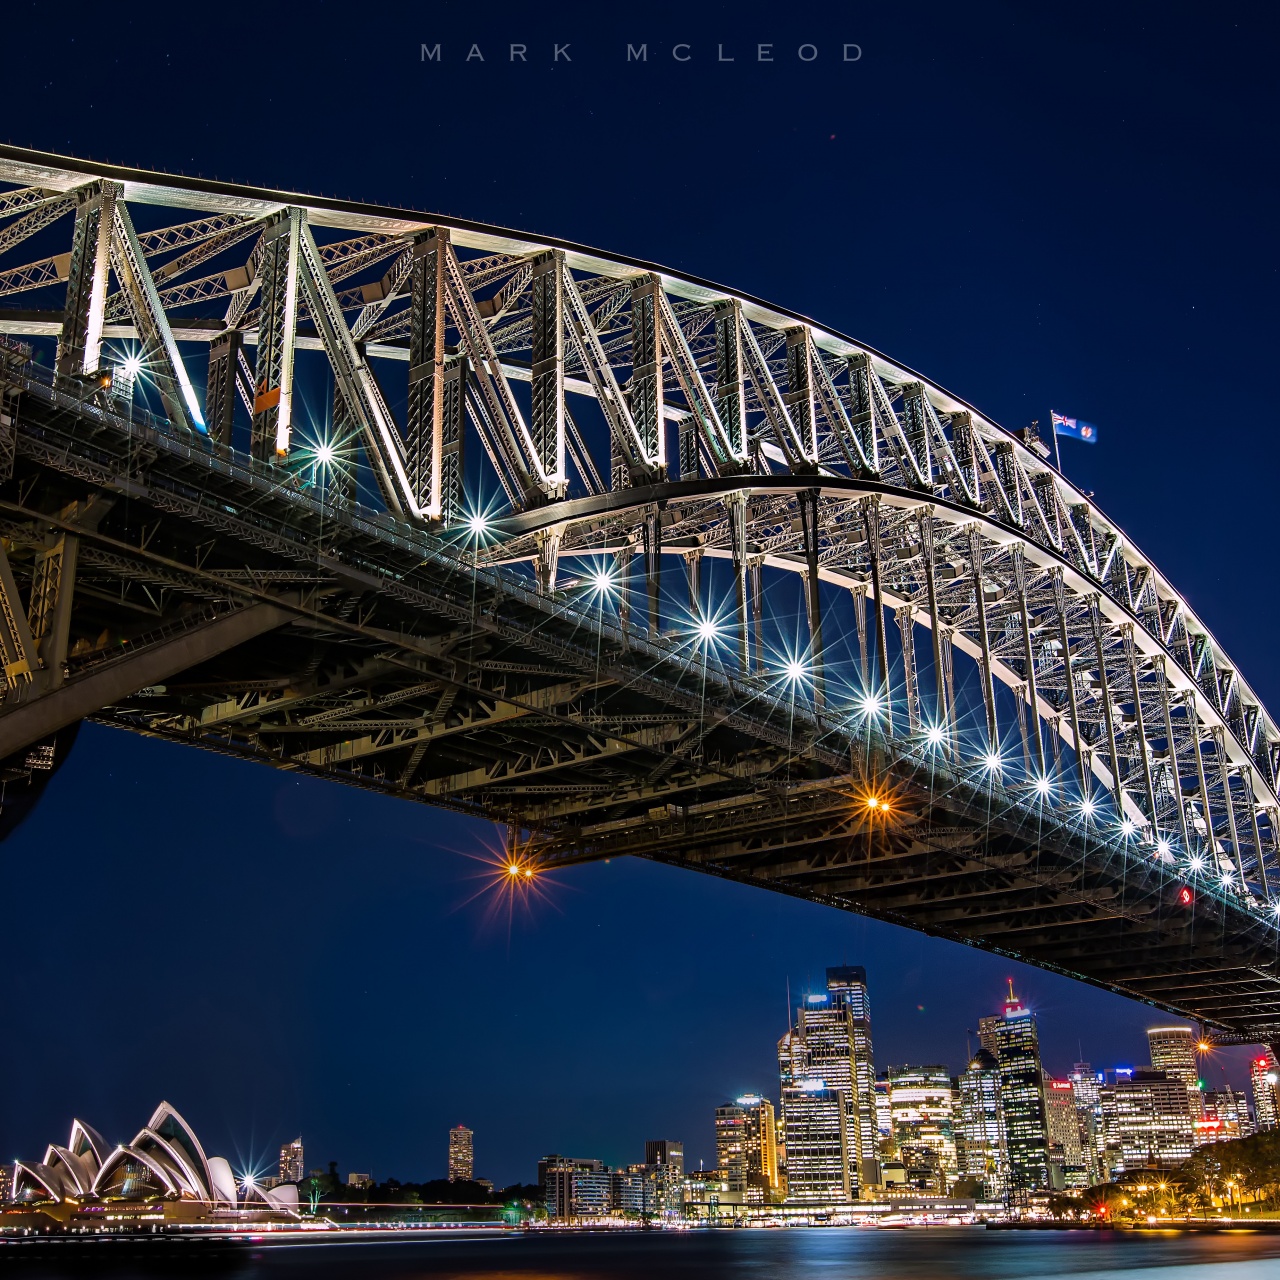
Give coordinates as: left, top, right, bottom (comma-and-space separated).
0, 147, 1277, 1051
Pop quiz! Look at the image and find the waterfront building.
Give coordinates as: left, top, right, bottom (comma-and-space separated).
1110, 1069, 1195, 1170
1250, 1051, 1279, 1131
715, 1095, 778, 1203
644, 1140, 684, 1212
0, 1164, 11, 1202
956, 1048, 1008, 1199
885, 1066, 957, 1176
990, 983, 1051, 1198
447, 1125, 474, 1182
874, 1077, 893, 1148
545, 1163, 613, 1218
1198, 1087, 1250, 1144
778, 1079, 850, 1204
1044, 1077, 1088, 1188
278, 1136, 304, 1184
1147, 1025, 1204, 1117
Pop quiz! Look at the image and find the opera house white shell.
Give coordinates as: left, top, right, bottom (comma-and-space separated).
7, 1101, 298, 1216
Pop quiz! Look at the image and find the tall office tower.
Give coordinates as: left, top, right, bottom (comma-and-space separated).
1250, 1050, 1280, 1131
826, 966, 879, 1185
1111, 1070, 1195, 1170
1069, 1062, 1101, 1112
788, 967, 874, 1194
1147, 1025, 1204, 1117
779, 1080, 850, 1204
1044, 1078, 1088, 1188
886, 1066, 958, 1176
957, 1048, 1008, 1199
1068, 1064, 1104, 1185
644, 1139, 684, 1214
447, 1125, 474, 1182
278, 1137, 304, 1184
991, 983, 1051, 1199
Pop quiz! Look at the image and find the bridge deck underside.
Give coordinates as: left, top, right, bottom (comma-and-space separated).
0, 378, 1277, 1049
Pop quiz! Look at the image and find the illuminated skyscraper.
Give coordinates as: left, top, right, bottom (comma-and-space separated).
779, 1079, 850, 1204
1147, 1025, 1203, 1117
825, 966, 878, 1185
785, 967, 875, 1194
715, 1096, 778, 1204
990, 983, 1050, 1198
1044, 1077, 1088, 1188
886, 1065, 957, 1175
957, 1048, 1008, 1198
644, 1140, 684, 1214
278, 1137, 304, 1184
1251, 1050, 1279, 1131
1111, 1070, 1194, 1170
447, 1125, 474, 1182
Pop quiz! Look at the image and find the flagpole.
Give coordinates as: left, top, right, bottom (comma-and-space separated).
1052, 417, 1063, 474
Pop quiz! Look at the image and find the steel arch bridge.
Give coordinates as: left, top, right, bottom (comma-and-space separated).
0, 146, 1277, 1052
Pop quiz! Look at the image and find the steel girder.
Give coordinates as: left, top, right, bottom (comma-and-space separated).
1, 147, 1279, 1046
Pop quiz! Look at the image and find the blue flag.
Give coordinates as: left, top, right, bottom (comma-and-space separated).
1051, 411, 1098, 444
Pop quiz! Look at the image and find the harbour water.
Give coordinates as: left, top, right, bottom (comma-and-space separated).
10, 1228, 1280, 1280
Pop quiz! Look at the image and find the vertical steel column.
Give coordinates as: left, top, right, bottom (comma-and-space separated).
896, 607, 920, 729
205, 329, 243, 447
684, 549, 703, 618
1155, 657, 1192, 850
28, 533, 77, 689
1213, 728, 1248, 885
1121, 623, 1160, 830
529, 250, 567, 496
784, 329, 818, 466
714, 301, 748, 462
900, 383, 935, 489
629, 276, 665, 472
1244, 771, 1269, 898
406, 228, 448, 517
851, 585, 869, 691
798, 490, 825, 708
616, 544, 634, 633
251, 208, 302, 461
750, 557, 765, 674
726, 491, 750, 672
968, 525, 998, 750
863, 498, 892, 732
438, 358, 467, 527
57, 183, 116, 378
678, 420, 699, 480
1087, 596, 1126, 816
0, 541, 37, 686
1186, 692, 1216, 855
1051, 569, 1090, 798
1011, 544, 1047, 778
643, 507, 662, 631
920, 513, 949, 740
846, 354, 879, 473
329, 369, 358, 503
950, 412, 979, 507
535, 527, 562, 595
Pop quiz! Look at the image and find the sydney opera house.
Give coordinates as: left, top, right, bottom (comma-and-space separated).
4, 1102, 299, 1231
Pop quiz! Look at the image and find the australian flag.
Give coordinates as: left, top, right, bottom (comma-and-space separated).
1051, 411, 1098, 444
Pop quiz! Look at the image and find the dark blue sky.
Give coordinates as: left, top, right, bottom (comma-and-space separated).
1, 2, 1275, 1186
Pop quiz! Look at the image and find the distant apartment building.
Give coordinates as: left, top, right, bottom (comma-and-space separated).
278, 1137, 304, 1184
447, 1125, 474, 1182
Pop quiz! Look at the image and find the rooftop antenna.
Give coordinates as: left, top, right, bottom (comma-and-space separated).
785, 976, 792, 1028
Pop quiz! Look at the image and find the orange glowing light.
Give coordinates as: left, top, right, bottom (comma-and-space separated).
507, 863, 522, 877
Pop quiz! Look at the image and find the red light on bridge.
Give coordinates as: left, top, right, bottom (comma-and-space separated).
1178, 886, 1193, 905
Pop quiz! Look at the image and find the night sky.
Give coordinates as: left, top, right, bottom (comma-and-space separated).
1, 2, 1275, 1187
